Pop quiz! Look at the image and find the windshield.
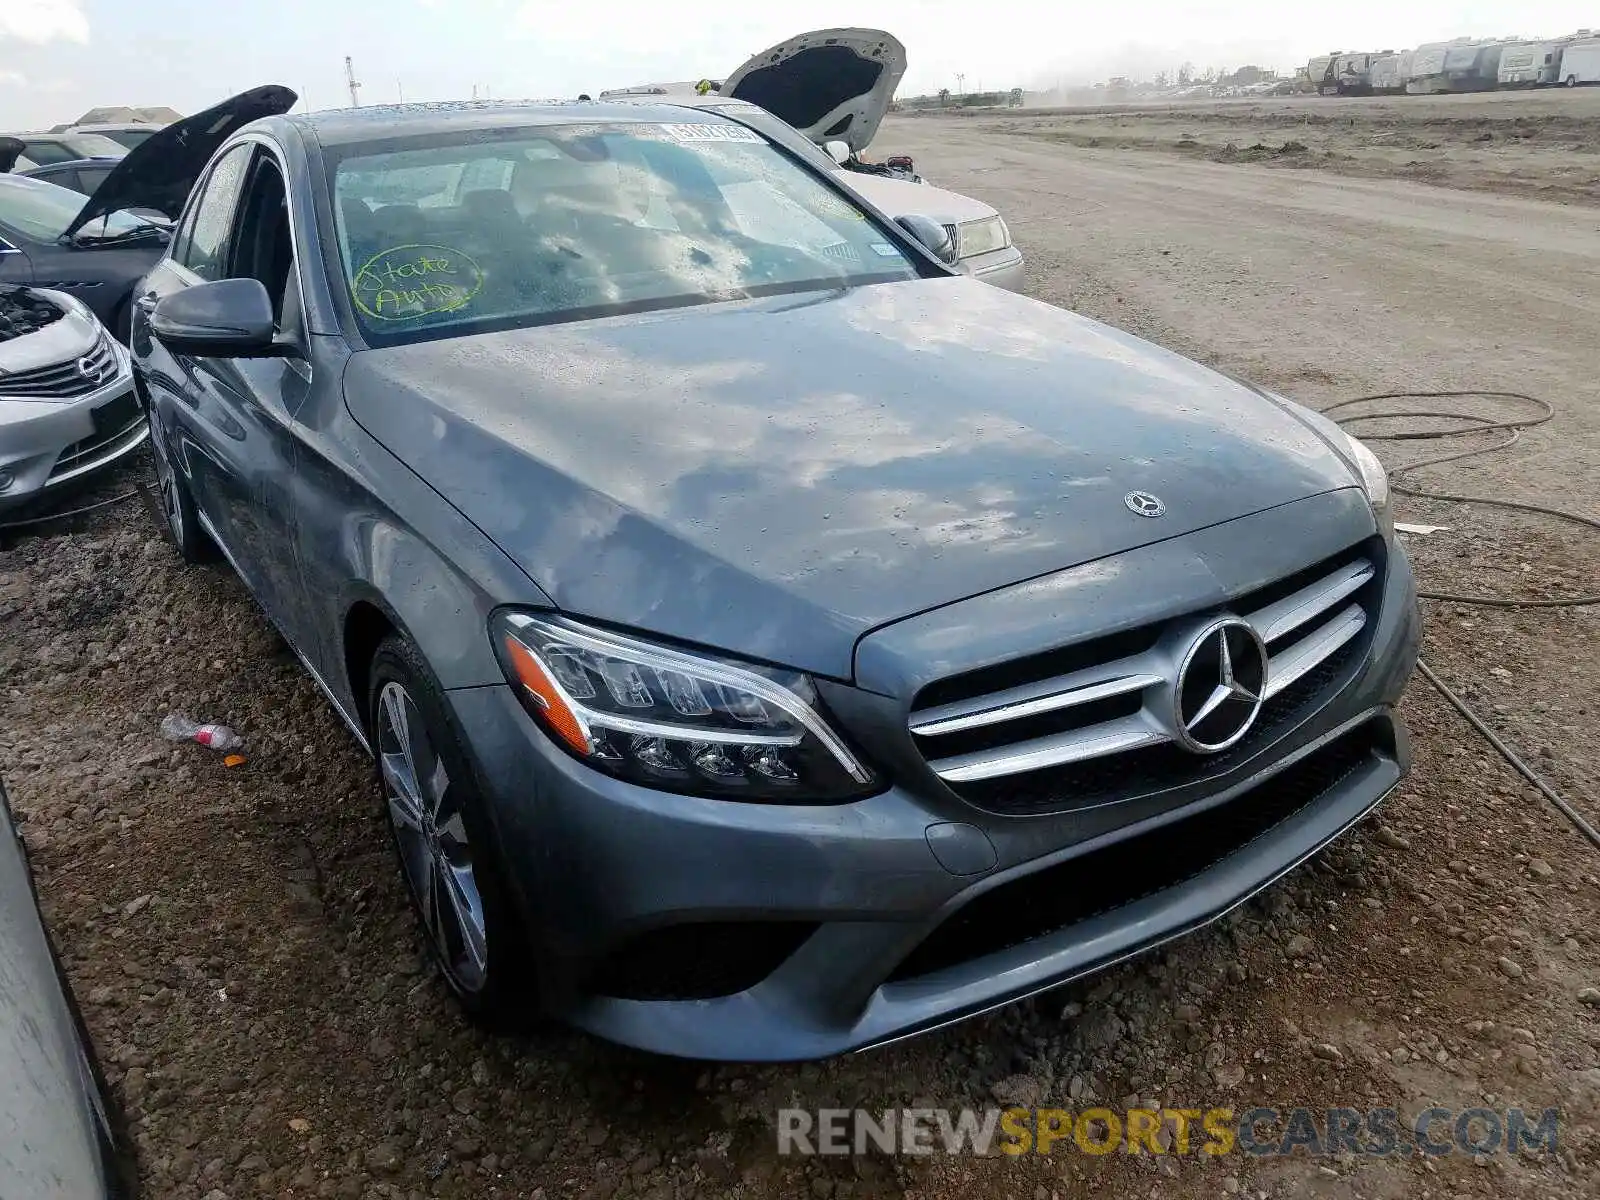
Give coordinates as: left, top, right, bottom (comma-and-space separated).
102, 129, 156, 150
65, 133, 128, 158
0, 174, 147, 241
328, 120, 919, 345
700, 104, 842, 174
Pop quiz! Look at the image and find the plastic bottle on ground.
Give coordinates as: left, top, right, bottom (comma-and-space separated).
159, 713, 244, 752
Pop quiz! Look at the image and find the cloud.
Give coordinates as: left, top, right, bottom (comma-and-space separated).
0, 69, 27, 88
0, 0, 88, 44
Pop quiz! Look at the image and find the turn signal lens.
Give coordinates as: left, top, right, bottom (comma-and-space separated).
491, 612, 877, 803
502, 636, 591, 755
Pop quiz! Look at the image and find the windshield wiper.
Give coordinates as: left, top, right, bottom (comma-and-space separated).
70, 223, 169, 247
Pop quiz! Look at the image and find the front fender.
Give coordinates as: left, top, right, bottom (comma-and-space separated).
290, 361, 554, 714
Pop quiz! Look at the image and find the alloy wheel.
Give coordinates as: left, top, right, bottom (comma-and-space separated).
150, 425, 183, 544
376, 680, 489, 992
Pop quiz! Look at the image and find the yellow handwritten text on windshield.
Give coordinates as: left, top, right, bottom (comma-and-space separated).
352, 244, 484, 321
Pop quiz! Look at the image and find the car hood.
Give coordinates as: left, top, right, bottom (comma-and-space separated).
343, 279, 1361, 679
842, 173, 995, 224
63, 84, 296, 239
0, 287, 99, 395
721, 28, 906, 154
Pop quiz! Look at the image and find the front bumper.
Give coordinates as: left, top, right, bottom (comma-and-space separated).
446, 538, 1421, 1061
0, 350, 144, 515
960, 245, 1025, 291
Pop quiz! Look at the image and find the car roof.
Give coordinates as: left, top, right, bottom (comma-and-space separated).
282, 99, 745, 148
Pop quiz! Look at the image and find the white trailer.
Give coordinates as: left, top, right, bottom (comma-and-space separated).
1442, 42, 1506, 92
1498, 42, 1563, 86
1559, 40, 1600, 86
1368, 53, 1407, 93
1405, 42, 1453, 93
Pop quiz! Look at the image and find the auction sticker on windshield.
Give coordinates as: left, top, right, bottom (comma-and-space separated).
656, 123, 765, 143
352, 244, 484, 321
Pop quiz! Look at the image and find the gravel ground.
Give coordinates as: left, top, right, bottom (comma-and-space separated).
918, 87, 1600, 206
3, 117, 1599, 1199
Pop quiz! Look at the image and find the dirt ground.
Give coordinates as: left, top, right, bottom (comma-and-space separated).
3, 104, 1600, 1200
914, 87, 1600, 206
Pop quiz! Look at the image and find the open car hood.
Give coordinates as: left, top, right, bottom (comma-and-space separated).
64, 84, 296, 239
0, 137, 22, 174
721, 28, 905, 154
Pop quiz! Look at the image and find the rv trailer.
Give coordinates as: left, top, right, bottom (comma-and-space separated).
1406, 40, 1463, 93
1560, 39, 1600, 86
1497, 41, 1564, 86
1331, 52, 1380, 95
1442, 41, 1509, 92
1368, 53, 1407, 94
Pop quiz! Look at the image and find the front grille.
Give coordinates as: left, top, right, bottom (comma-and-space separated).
887, 720, 1387, 982
49, 388, 142, 480
588, 920, 818, 1001
909, 540, 1384, 816
0, 331, 119, 399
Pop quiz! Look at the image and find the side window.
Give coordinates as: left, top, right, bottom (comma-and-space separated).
77, 168, 111, 193
229, 155, 297, 332
177, 144, 253, 281
22, 141, 73, 166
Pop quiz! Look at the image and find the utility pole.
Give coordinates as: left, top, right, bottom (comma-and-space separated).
955, 72, 966, 97
345, 56, 361, 107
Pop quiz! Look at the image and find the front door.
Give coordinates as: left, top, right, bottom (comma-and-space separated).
138, 143, 313, 641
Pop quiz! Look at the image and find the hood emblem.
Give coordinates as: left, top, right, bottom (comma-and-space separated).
1124, 490, 1166, 518
1172, 619, 1268, 753
77, 353, 112, 384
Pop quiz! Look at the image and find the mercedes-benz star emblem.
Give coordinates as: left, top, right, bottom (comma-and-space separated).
1124, 490, 1166, 518
1172, 619, 1268, 753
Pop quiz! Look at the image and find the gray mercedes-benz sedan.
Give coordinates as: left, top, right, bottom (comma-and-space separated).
130, 99, 1419, 1061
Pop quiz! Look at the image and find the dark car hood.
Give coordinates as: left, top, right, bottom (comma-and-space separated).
64, 84, 296, 238
343, 279, 1360, 679
721, 28, 906, 154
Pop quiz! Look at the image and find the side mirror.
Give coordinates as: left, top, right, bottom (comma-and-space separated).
895, 215, 958, 266
822, 139, 850, 165
150, 278, 278, 358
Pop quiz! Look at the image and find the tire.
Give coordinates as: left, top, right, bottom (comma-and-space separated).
368, 634, 535, 1028
1567, 76, 1579, 88
146, 404, 218, 564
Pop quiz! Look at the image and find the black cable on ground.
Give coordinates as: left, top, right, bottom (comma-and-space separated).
1417, 660, 1600, 851
1320, 389, 1600, 850
0, 487, 140, 533
1320, 390, 1600, 608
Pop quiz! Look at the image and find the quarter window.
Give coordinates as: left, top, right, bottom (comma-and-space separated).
177, 144, 253, 281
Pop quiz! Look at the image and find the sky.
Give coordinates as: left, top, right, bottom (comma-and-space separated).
2, 1, 1597, 128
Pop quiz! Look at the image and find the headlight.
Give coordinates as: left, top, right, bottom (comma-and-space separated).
492, 612, 877, 802
955, 215, 1009, 259
1258, 389, 1393, 539
1345, 434, 1390, 517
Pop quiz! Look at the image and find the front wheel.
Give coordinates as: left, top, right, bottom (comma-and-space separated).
147, 406, 217, 564
368, 634, 535, 1028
